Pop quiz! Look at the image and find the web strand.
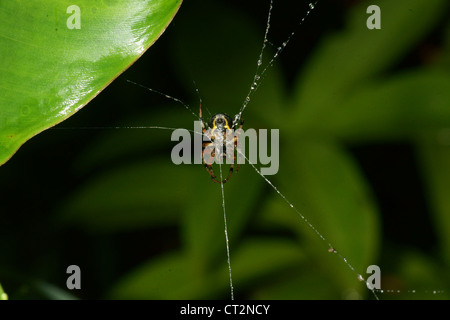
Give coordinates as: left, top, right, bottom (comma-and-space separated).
236, 0, 320, 123
61, 0, 383, 299
68, 0, 444, 299
237, 150, 379, 300
218, 163, 235, 300
51, 125, 199, 135
125, 79, 201, 121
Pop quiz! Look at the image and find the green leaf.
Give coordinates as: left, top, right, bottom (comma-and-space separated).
109, 252, 199, 299
0, 283, 7, 300
394, 250, 450, 300
0, 0, 182, 166
417, 133, 450, 265
56, 159, 195, 233
33, 280, 79, 300
181, 161, 264, 272
109, 238, 306, 299
290, 0, 449, 129
229, 238, 308, 299
318, 70, 450, 142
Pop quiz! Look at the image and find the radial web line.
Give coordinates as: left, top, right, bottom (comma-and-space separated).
51, 125, 196, 132
218, 163, 235, 300
125, 79, 201, 121
237, 0, 320, 121
238, 150, 379, 300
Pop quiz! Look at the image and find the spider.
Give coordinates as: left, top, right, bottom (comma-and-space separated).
200, 105, 244, 184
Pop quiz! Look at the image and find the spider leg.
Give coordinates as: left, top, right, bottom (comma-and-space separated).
200, 103, 223, 182
234, 124, 242, 173
216, 133, 241, 183
202, 141, 236, 184
220, 162, 234, 183
199, 100, 203, 125
204, 163, 221, 183
202, 142, 221, 183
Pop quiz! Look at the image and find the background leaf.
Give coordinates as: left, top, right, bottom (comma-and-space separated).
417, 133, 450, 266
290, 0, 449, 131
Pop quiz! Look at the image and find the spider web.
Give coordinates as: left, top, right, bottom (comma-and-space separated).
125, 0, 381, 300
54, 0, 449, 300
212, 0, 383, 300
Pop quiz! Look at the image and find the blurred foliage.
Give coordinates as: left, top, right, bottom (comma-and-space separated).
0, 283, 7, 300
1, 0, 450, 300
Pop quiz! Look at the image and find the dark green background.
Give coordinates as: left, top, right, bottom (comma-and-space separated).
1, 0, 450, 299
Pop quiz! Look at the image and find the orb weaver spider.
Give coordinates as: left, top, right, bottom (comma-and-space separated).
200, 105, 244, 184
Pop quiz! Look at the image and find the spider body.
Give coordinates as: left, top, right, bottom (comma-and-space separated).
209, 113, 233, 135
200, 108, 243, 184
